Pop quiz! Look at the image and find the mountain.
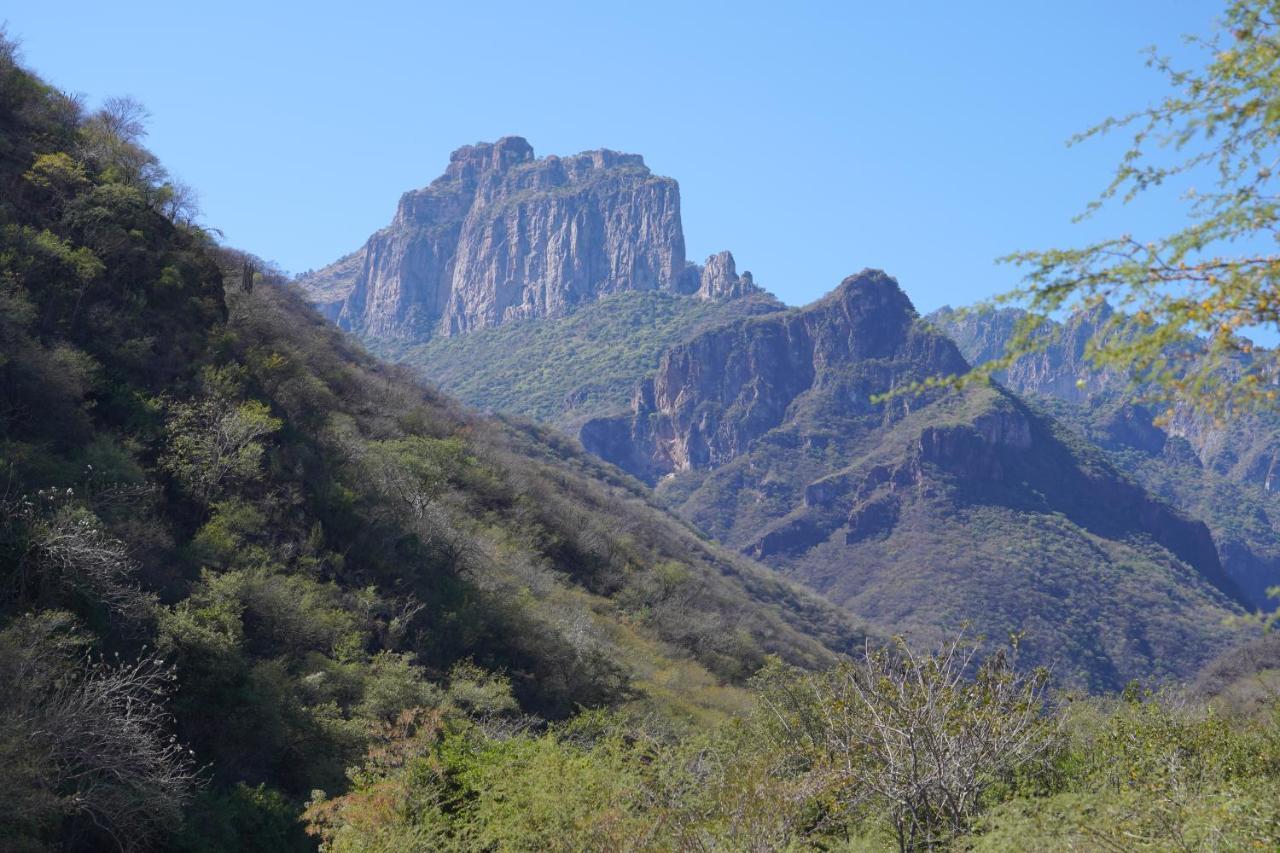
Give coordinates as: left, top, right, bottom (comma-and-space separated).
581, 271, 1249, 690
297, 137, 763, 340
8, 37, 1279, 851
371, 286, 785, 432
298, 139, 1256, 690
929, 304, 1280, 611
299, 140, 780, 431
0, 57, 866, 849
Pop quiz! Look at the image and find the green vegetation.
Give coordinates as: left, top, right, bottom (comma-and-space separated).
0, 38, 861, 850
4, 9, 1280, 849
302, 635, 1280, 851
374, 289, 782, 429
965, 0, 1280, 415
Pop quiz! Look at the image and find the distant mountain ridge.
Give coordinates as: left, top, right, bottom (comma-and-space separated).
577, 269, 1247, 688
929, 304, 1280, 610
298, 137, 760, 339
297, 138, 1260, 689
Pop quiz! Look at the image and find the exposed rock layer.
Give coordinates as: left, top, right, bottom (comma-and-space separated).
299, 137, 752, 339
582, 270, 1247, 689
581, 270, 968, 481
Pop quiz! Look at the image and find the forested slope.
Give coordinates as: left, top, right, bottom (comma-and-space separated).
375, 287, 784, 430
0, 41, 862, 850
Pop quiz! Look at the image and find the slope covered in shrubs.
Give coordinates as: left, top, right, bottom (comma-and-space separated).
4, 31, 1279, 853
0, 40, 863, 850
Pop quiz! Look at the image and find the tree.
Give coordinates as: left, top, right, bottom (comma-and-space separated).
966, 1, 1280, 416
757, 635, 1057, 851
161, 374, 282, 503
27, 503, 155, 621
95, 96, 149, 144
0, 612, 198, 851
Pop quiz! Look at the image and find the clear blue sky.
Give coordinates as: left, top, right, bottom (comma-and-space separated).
5, 1, 1221, 312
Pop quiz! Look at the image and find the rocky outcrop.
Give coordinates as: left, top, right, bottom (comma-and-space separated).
927, 303, 1125, 403
580, 270, 969, 482
735, 385, 1237, 604
844, 495, 900, 544
694, 251, 759, 300
298, 137, 727, 339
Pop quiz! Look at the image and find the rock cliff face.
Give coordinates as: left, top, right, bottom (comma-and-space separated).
582, 270, 1247, 689
928, 304, 1124, 403
299, 137, 743, 339
581, 270, 968, 481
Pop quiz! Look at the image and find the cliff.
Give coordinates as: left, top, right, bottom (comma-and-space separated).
582, 270, 1248, 689
298, 137, 751, 339
580, 270, 968, 481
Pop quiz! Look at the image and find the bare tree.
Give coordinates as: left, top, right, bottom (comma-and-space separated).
159, 179, 201, 227
29, 505, 155, 620
96, 96, 149, 143
761, 634, 1057, 851
1, 613, 199, 851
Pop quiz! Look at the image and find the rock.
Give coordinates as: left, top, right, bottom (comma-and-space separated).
303, 137, 691, 339
696, 251, 760, 300
844, 495, 899, 543
580, 269, 969, 481
749, 516, 828, 558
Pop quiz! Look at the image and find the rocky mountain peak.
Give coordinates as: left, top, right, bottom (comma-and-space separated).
444, 136, 536, 180
300, 138, 709, 339
696, 250, 761, 300
829, 268, 910, 302
580, 269, 967, 482
820, 269, 918, 346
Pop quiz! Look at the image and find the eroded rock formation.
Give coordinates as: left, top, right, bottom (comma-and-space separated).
299, 137, 753, 339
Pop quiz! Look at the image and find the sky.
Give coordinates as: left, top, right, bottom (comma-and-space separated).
5, 1, 1225, 313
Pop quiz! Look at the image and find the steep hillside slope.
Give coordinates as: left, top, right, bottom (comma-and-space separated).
375, 283, 784, 430
930, 305, 1280, 611
0, 52, 864, 850
583, 271, 1250, 689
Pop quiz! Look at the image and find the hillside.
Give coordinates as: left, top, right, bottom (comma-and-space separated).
7, 24, 1280, 852
929, 304, 1280, 611
0, 47, 865, 850
374, 284, 784, 430
583, 272, 1251, 690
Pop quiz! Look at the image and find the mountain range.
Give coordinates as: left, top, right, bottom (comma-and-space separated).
298, 137, 1274, 689
0, 85, 864, 846
930, 304, 1280, 610
7, 27, 1279, 840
